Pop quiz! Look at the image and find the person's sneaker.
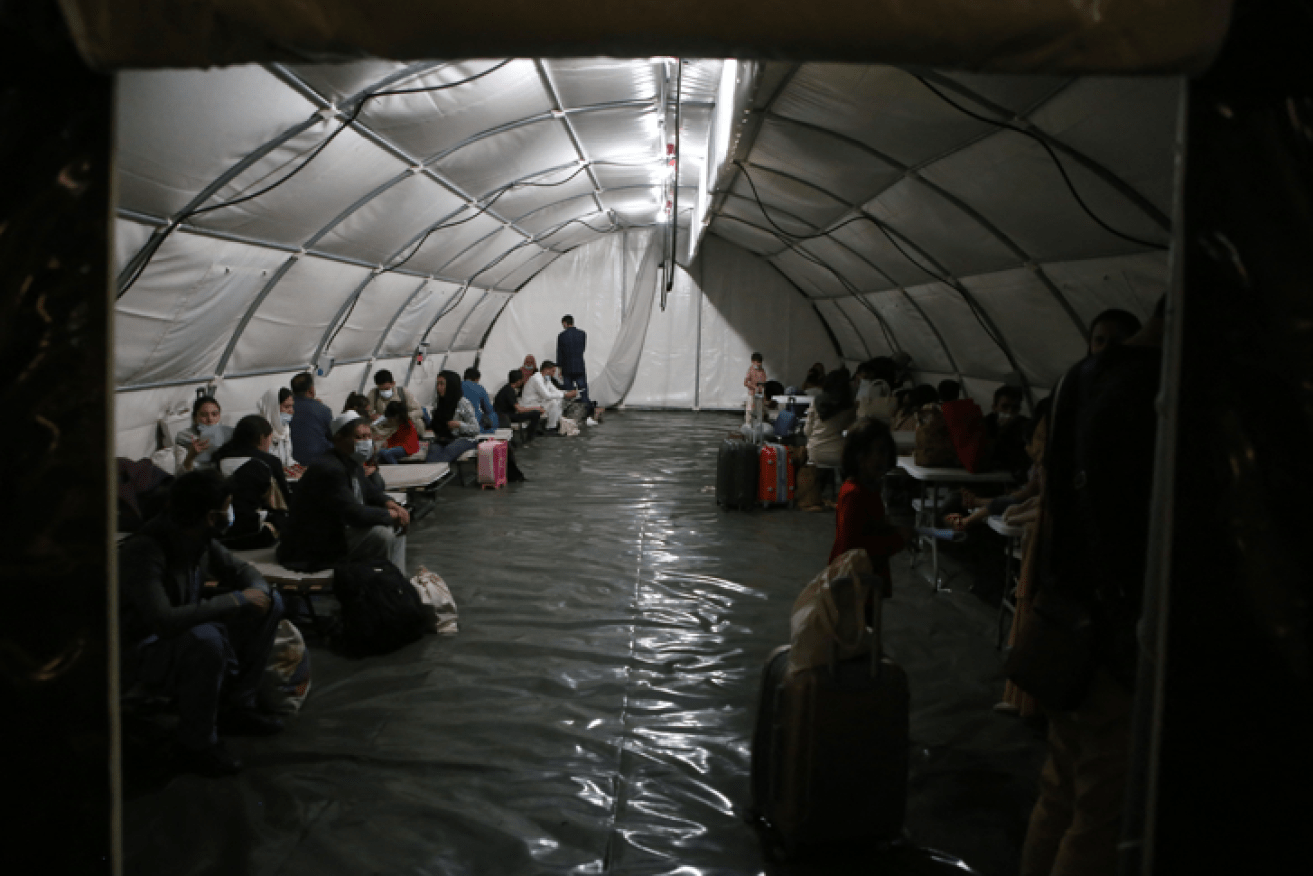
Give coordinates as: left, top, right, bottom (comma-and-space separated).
585, 418, 598, 427
174, 741, 243, 776
217, 707, 284, 737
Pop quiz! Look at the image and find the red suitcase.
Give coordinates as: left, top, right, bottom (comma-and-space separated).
757, 442, 794, 507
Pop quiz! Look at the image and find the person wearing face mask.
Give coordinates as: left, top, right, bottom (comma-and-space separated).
278, 412, 409, 573
983, 385, 1031, 480
257, 387, 296, 470
118, 469, 285, 776
175, 395, 234, 471
367, 369, 422, 427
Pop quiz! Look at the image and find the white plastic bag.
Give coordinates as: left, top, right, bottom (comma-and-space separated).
258, 619, 311, 715
558, 418, 580, 437
786, 549, 877, 678
410, 566, 459, 635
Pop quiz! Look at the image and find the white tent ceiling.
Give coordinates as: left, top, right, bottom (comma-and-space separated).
112, 56, 1179, 452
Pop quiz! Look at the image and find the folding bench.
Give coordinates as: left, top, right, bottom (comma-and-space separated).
378, 462, 452, 522
231, 545, 335, 632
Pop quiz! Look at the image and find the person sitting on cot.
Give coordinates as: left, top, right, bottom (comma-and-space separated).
829, 418, 915, 599
176, 395, 234, 472
118, 470, 285, 776
425, 370, 482, 462
461, 367, 499, 433
366, 368, 422, 425
985, 385, 1031, 479
495, 370, 543, 437
522, 360, 577, 433
210, 414, 293, 550
377, 400, 420, 465
288, 372, 334, 466
889, 383, 938, 432
278, 412, 409, 573
257, 387, 296, 472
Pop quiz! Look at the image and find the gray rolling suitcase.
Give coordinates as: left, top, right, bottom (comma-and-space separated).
750, 579, 909, 847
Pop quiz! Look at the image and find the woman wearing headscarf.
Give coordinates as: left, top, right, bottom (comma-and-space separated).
425, 370, 481, 463
211, 414, 293, 550
175, 395, 234, 471
519, 354, 538, 386
257, 387, 296, 470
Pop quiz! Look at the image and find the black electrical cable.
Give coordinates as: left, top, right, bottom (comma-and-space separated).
911, 74, 1168, 251
118, 60, 516, 298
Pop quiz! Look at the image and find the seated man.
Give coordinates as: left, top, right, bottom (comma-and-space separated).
521, 359, 577, 432
495, 370, 544, 436
278, 412, 409, 572
547, 365, 599, 427
366, 368, 422, 424
118, 470, 285, 776
288, 371, 334, 465
985, 385, 1031, 478
461, 367, 498, 433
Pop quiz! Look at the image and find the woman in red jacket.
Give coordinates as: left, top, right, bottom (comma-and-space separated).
829, 418, 914, 598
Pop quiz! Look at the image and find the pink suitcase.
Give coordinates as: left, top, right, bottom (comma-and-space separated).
477, 439, 508, 489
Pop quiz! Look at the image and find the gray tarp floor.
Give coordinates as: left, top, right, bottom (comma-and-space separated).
124, 411, 1046, 876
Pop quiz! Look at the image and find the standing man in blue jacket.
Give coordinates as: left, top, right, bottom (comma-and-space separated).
556, 314, 589, 404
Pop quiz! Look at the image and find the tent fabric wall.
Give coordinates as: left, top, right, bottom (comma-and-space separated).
111, 58, 1180, 452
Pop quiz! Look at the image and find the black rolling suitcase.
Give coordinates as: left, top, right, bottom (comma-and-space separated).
750, 582, 909, 848
716, 439, 759, 511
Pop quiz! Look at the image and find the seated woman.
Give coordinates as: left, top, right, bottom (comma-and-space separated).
175, 395, 234, 471
210, 415, 293, 550
257, 387, 296, 471
804, 369, 857, 468
377, 400, 420, 464
425, 370, 481, 463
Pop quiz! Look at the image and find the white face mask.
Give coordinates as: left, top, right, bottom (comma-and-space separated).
353, 439, 373, 464
279, 412, 293, 425
379, 388, 395, 399
227, 504, 236, 526
997, 412, 1014, 424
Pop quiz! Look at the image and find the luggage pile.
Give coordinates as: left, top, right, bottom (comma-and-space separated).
715, 393, 796, 511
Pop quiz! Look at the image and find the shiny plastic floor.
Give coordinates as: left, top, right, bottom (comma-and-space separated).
124, 411, 1046, 876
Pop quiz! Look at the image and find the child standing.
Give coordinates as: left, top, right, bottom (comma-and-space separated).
743, 352, 768, 424
829, 419, 913, 598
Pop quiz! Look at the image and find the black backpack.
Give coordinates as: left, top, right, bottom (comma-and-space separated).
331, 560, 427, 657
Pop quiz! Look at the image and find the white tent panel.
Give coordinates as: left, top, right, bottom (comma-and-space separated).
481, 232, 639, 391
862, 178, 1018, 279
796, 236, 895, 294
827, 215, 955, 290
227, 255, 372, 374
284, 60, 409, 105
831, 296, 898, 360
357, 60, 551, 161
433, 118, 578, 198
314, 173, 467, 266
498, 170, 597, 221
919, 132, 1165, 262
861, 291, 954, 374
1042, 251, 1168, 327
544, 58, 659, 107
937, 72, 1068, 115
115, 66, 313, 219
719, 195, 814, 239
728, 168, 848, 232
453, 293, 513, 350
592, 163, 660, 191
115, 384, 196, 460
326, 273, 430, 361
1027, 77, 1182, 218
707, 221, 786, 258
426, 288, 494, 353
116, 231, 288, 385
772, 65, 990, 167
749, 117, 901, 208
901, 282, 1013, 378
568, 106, 660, 163
400, 213, 507, 277
696, 237, 836, 407
960, 268, 1089, 387
514, 194, 597, 235
623, 263, 702, 408
769, 249, 847, 299
113, 218, 153, 276
442, 350, 479, 381
189, 125, 404, 247
812, 300, 868, 361
442, 227, 531, 285
478, 245, 558, 291
380, 281, 464, 357
496, 251, 563, 291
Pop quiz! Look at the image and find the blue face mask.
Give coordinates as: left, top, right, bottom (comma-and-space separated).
279, 412, 293, 425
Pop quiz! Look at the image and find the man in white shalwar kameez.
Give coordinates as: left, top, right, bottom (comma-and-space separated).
520, 360, 577, 430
